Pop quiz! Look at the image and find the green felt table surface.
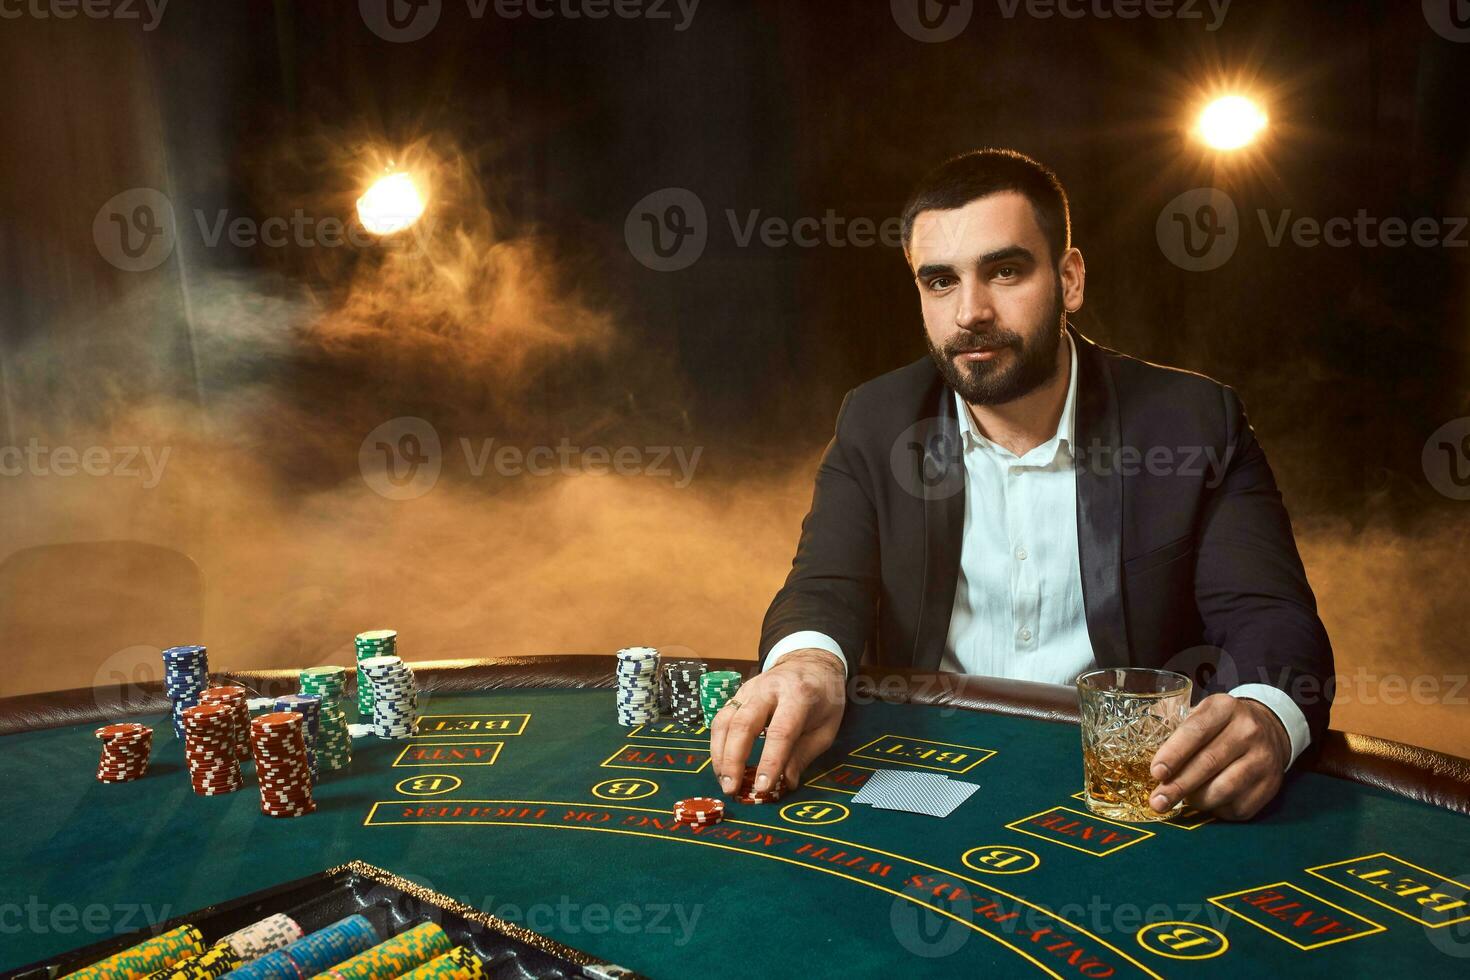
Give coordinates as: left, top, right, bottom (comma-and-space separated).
2, 689, 1467, 978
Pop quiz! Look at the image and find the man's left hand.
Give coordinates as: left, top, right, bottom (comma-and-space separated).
1148, 694, 1291, 821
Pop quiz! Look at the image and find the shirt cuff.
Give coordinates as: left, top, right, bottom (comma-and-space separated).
764, 632, 848, 677
1229, 683, 1310, 770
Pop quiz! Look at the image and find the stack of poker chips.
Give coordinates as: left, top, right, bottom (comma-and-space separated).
249, 712, 316, 818
162, 645, 210, 739
181, 704, 244, 795
219, 914, 303, 964
399, 946, 485, 980
699, 670, 743, 726
139, 939, 241, 980
199, 685, 251, 760
227, 915, 378, 980
299, 666, 353, 770
353, 630, 398, 719
614, 647, 660, 726
733, 763, 784, 804
272, 694, 322, 781
61, 924, 205, 980
359, 655, 420, 738
95, 722, 153, 782
662, 660, 707, 729
315, 922, 452, 980
673, 796, 725, 828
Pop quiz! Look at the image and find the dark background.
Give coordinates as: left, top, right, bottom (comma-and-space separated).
1, 0, 1467, 755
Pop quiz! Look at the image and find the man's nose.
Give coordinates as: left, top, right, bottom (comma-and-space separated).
954, 281, 994, 330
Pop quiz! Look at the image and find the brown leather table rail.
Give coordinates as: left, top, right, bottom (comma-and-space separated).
3, 654, 1467, 816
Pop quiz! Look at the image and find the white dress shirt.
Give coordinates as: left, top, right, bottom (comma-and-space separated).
767, 333, 1311, 768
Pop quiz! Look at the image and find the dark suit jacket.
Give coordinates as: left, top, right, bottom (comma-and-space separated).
760, 326, 1335, 745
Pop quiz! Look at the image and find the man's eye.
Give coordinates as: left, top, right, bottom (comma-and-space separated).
994, 266, 1018, 280
927, 277, 955, 291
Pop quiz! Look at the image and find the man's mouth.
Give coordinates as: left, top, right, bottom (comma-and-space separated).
954, 344, 1010, 362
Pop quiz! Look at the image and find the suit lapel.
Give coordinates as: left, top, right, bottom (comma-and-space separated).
910, 383, 965, 670
1071, 326, 1131, 666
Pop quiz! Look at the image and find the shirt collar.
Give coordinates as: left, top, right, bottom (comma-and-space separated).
953, 330, 1079, 461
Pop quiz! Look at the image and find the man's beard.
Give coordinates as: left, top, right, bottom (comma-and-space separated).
926, 285, 1065, 406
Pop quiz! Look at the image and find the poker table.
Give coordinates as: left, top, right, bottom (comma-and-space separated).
3, 656, 1468, 979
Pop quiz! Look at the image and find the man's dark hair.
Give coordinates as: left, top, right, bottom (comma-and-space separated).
900, 149, 1072, 265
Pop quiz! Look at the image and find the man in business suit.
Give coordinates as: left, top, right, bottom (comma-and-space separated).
709, 149, 1334, 820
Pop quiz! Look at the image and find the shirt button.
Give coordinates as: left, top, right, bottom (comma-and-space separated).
1015, 548, 1028, 561
1019, 628, 1033, 642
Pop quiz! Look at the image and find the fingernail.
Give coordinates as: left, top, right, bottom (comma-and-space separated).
1151, 793, 1170, 811
755, 773, 768, 791
721, 776, 733, 792
1151, 763, 1169, 781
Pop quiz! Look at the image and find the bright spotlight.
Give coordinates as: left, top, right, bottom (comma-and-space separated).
357, 172, 426, 236
1196, 96, 1267, 151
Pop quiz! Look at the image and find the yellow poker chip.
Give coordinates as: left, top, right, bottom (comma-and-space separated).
61, 925, 205, 980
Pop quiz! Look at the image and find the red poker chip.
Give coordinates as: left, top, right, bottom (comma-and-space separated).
252, 712, 304, 729
674, 797, 724, 815
257, 782, 313, 794
256, 769, 310, 779
95, 723, 150, 741
259, 800, 314, 810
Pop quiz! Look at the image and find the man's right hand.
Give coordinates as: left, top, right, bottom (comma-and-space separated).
708, 649, 848, 796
